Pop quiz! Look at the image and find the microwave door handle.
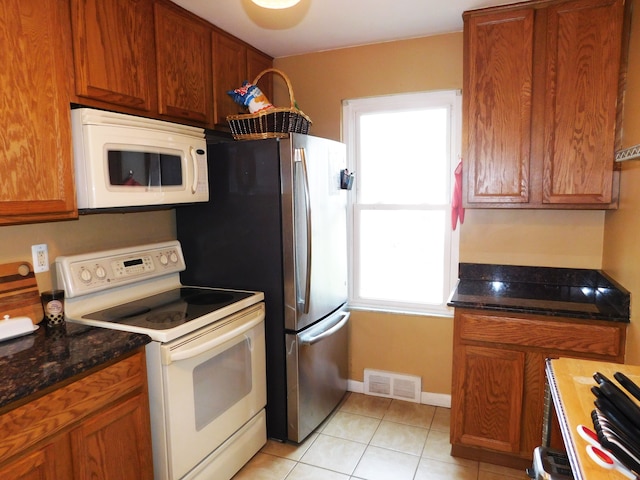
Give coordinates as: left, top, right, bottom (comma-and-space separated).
190, 146, 199, 194
295, 148, 312, 315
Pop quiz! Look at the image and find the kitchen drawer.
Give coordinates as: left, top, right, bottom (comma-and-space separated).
457, 310, 624, 358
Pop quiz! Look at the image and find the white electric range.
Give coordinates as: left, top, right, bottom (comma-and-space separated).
55, 241, 267, 480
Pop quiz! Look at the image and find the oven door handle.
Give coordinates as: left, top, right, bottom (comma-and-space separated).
164, 308, 264, 364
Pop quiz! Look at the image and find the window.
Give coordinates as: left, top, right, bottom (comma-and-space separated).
342, 90, 461, 316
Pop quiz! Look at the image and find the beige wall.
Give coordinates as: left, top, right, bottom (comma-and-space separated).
460, 209, 605, 268
274, 35, 464, 142
0, 211, 175, 293
603, 3, 640, 366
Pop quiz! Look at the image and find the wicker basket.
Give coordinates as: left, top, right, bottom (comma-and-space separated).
227, 68, 312, 140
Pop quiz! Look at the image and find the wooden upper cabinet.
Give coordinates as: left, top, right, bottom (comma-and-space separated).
247, 48, 274, 102
213, 32, 248, 128
0, 0, 77, 224
464, 8, 534, 204
154, 2, 213, 125
463, 0, 628, 209
542, 0, 625, 204
70, 0, 156, 112
69, 0, 271, 130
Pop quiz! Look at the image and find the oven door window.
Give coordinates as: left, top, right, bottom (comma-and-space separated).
107, 150, 182, 187
193, 339, 252, 431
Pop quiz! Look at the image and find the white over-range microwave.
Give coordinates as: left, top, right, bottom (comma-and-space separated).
71, 108, 209, 210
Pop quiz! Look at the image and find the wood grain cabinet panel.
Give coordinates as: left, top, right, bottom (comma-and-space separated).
0, 351, 153, 480
451, 308, 626, 469
452, 345, 525, 453
70, 394, 153, 479
213, 32, 248, 128
458, 312, 624, 357
70, 0, 156, 112
542, 0, 625, 205
247, 48, 274, 102
0, 0, 76, 224
463, 0, 628, 209
465, 8, 534, 204
154, 2, 213, 125
0, 445, 58, 480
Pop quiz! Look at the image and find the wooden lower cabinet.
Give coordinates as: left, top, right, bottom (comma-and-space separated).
0, 350, 153, 479
0, 445, 62, 480
450, 309, 626, 469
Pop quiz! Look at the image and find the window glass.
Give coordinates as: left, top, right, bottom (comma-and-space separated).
343, 91, 460, 316
359, 109, 448, 205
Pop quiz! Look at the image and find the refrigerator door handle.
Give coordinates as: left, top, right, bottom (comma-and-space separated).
299, 311, 350, 346
295, 147, 312, 314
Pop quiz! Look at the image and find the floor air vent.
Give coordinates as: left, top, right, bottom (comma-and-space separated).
363, 369, 421, 403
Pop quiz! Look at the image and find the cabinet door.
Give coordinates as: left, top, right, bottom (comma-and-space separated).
154, 3, 213, 125
213, 32, 247, 127
464, 8, 534, 205
0, 0, 76, 224
71, 0, 156, 112
542, 0, 624, 204
0, 446, 57, 480
70, 393, 154, 480
451, 345, 525, 453
247, 48, 273, 102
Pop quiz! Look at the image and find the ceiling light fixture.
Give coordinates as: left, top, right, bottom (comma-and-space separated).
251, 0, 301, 9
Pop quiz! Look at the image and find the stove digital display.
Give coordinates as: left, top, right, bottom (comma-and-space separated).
124, 258, 143, 267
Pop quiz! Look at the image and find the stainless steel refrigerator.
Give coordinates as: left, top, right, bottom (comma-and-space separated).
176, 133, 349, 443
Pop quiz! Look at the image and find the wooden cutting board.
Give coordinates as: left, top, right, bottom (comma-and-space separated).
0, 262, 44, 324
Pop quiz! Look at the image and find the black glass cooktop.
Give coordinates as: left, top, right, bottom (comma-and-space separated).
82, 287, 254, 330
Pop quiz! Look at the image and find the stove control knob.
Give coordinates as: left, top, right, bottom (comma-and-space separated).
159, 254, 169, 266
80, 268, 92, 283
169, 252, 179, 264
95, 265, 107, 280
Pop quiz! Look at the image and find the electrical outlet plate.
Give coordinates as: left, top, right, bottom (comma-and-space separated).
31, 244, 49, 273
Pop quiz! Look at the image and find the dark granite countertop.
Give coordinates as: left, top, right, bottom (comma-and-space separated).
447, 263, 630, 322
0, 322, 151, 411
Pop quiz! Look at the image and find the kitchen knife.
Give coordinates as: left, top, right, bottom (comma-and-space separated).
614, 372, 640, 403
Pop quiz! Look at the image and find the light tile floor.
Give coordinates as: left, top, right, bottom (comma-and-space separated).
232, 392, 531, 480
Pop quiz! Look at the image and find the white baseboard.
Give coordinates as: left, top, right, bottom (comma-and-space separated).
347, 380, 451, 408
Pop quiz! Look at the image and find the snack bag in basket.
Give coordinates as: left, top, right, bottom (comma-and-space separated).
227, 81, 274, 113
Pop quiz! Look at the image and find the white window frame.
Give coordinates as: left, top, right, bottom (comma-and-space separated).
342, 90, 461, 317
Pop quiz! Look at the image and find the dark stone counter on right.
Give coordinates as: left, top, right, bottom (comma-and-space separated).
447, 263, 630, 323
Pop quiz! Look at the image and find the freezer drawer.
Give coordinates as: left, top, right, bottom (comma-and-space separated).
286, 309, 350, 443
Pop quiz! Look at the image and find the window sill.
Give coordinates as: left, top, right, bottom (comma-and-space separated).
346, 303, 454, 318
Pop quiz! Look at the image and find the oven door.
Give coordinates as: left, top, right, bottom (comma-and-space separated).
158, 303, 266, 480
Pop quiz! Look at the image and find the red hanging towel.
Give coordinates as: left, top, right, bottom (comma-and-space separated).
451, 159, 465, 230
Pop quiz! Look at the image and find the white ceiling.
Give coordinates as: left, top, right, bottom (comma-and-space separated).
172, 0, 512, 58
